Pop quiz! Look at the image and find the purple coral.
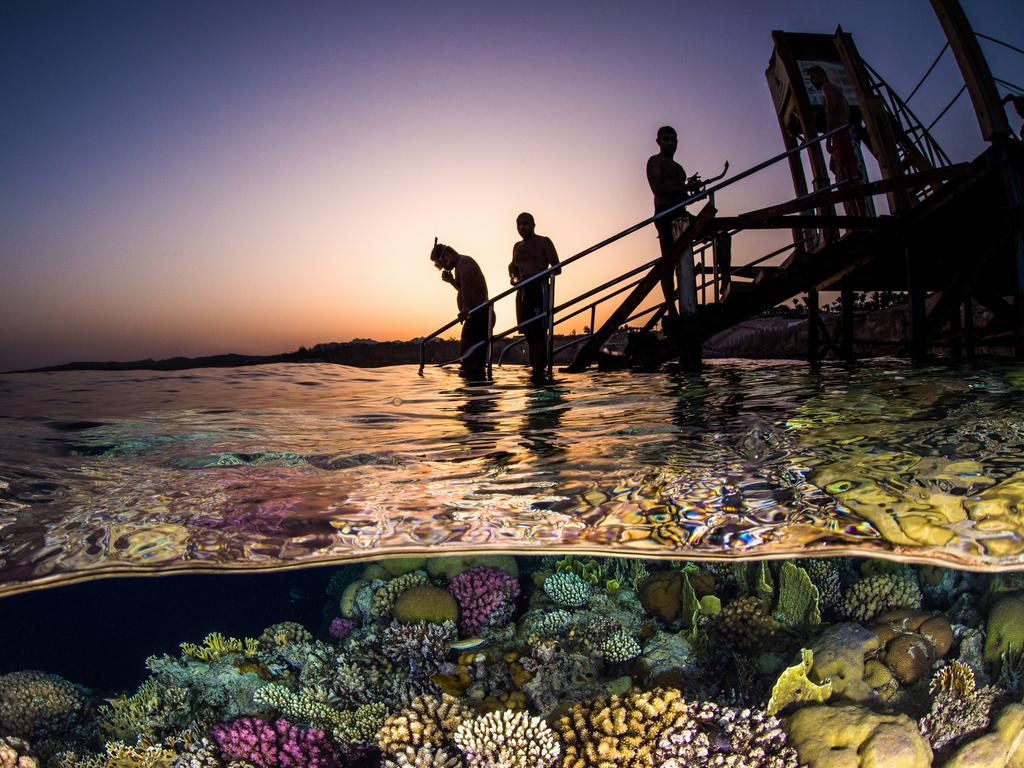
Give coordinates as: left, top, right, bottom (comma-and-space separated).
211, 717, 339, 768
329, 617, 357, 642
449, 565, 521, 636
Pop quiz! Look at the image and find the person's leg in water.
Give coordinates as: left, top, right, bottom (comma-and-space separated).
460, 309, 490, 379
517, 281, 549, 376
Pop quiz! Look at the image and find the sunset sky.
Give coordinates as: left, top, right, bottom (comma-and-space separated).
1, 0, 1021, 370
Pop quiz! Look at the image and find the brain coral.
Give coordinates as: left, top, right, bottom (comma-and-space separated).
453, 710, 560, 768
839, 574, 921, 623
0, 672, 92, 743
554, 687, 694, 768
392, 586, 459, 625
372, 572, 430, 618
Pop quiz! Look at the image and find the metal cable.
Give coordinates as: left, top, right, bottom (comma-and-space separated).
995, 76, 1024, 95
907, 42, 949, 102
977, 33, 1024, 58
926, 84, 968, 132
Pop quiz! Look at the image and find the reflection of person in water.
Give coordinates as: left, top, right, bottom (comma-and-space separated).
520, 383, 568, 461
509, 212, 560, 377
431, 240, 494, 379
451, 383, 515, 470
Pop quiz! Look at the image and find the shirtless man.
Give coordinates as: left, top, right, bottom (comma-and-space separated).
509, 212, 560, 376
431, 240, 493, 379
647, 126, 699, 317
807, 65, 868, 217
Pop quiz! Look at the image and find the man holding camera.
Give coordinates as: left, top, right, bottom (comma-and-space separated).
508, 212, 560, 376
430, 240, 493, 379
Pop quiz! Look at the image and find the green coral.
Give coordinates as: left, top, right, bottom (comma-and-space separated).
984, 594, 1024, 668
767, 649, 833, 716
774, 562, 822, 633
252, 683, 387, 744
839, 574, 921, 623
734, 561, 775, 603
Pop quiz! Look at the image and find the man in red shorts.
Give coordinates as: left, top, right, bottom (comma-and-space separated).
807, 65, 867, 217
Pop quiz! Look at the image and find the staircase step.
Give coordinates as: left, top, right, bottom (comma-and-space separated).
753, 266, 783, 285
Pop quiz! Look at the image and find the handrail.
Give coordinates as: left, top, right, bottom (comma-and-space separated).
418, 125, 850, 373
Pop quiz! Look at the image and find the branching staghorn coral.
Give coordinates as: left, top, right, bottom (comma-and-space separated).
179, 634, 258, 663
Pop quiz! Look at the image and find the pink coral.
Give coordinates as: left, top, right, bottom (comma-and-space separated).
449, 565, 521, 636
329, 617, 357, 642
210, 717, 339, 768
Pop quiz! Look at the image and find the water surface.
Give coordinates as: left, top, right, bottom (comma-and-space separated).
2, 359, 1024, 594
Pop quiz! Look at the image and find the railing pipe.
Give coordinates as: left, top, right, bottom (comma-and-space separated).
419, 127, 846, 372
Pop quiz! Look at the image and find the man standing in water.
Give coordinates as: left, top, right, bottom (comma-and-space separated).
647, 126, 702, 321
431, 240, 493, 379
509, 212, 560, 377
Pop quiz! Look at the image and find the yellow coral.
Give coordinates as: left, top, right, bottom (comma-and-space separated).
179, 632, 258, 661
767, 649, 833, 716
555, 688, 692, 768
102, 742, 176, 768
378, 694, 470, 757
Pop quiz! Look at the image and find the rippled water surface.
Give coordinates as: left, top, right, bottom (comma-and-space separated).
2, 360, 1024, 594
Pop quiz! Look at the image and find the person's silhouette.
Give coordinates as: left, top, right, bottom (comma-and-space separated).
431, 240, 493, 379
509, 212, 560, 377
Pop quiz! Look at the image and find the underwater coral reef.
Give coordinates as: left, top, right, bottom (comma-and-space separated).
2, 555, 1024, 768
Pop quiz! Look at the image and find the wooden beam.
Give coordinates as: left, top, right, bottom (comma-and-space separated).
565, 203, 717, 373
834, 28, 912, 212
930, 0, 1011, 142
715, 215, 896, 231
730, 165, 970, 223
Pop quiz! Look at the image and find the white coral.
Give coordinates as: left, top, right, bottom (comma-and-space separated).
453, 710, 560, 768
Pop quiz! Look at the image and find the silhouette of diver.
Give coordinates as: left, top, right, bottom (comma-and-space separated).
431, 239, 494, 379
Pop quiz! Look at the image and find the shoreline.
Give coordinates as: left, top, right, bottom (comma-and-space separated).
7, 303, 1009, 374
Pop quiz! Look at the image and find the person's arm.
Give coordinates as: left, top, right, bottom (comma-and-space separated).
509, 242, 520, 284
458, 263, 488, 318
545, 237, 561, 276
821, 81, 847, 130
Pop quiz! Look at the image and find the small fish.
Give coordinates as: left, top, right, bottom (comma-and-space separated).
449, 637, 486, 651
696, 718, 735, 753
288, 586, 308, 603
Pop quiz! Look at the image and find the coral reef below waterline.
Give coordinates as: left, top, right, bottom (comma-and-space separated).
3, 555, 1024, 768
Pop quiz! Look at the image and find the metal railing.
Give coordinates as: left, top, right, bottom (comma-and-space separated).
417, 124, 860, 375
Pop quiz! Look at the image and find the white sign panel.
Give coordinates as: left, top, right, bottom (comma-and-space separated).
797, 59, 858, 106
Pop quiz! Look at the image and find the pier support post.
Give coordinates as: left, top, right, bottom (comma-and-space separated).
906, 246, 928, 361
807, 289, 820, 364
841, 285, 855, 361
